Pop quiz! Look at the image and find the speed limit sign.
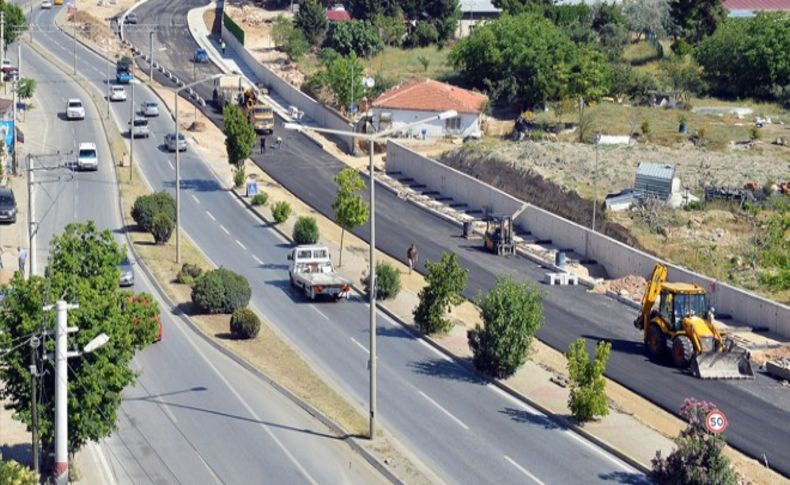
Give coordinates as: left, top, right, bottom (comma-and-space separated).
705, 409, 728, 434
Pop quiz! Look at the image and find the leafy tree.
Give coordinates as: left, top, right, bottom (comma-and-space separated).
271, 14, 294, 47
272, 201, 292, 223
0, 458, 38, 485
230, 307, 261, 339
332, 167, 369, 267
607, 63, 635, 100
400, 0, 460, 44
223, 104, 255, 168
191, 268, 251, 314
295, 0, 328, 45
651, 398, 737, 485
361, 262, 401, 300
413, 252, 468, 334
593, 3, 628, 60
660, 58, 706, 103
346, 0, 395, 20
0, 2, 27, 47
316, 53, 368, 108
468, 276, 543, 378
132, 192, 176, 233
493, 0, 554, 16
417, 55, 430, 72
407, 21, 439, 47
323, 19, 384, 57
623, 0, 671, 40
629, 70, 661, 105
568, 46, 611, 102
670, 0, 726, 45
233, 165, 246, 189
373, 11, 407, 46
0, 222, 159, 457
15, 78, 36, 101
293, 216, 320, 244
285, 28, 310, 61
566, 338, 611, 422
151, 212, 174, 245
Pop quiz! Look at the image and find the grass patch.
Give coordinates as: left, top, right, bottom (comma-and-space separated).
623, 40, 662, 65
364, 46, 455, 83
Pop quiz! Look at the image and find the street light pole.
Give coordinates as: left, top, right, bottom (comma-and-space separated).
72, 24, 77, 75
149, 31, 154, 81
52, 300, 77, 485
26, 154, 34, 276
30, 335, 40, 475
130, 80, 134, 181
592, 134, 600, 232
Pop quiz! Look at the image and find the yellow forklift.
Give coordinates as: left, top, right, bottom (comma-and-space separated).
483, 215, 515, 256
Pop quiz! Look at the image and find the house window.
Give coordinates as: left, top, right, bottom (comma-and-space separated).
444, 116, 462, 132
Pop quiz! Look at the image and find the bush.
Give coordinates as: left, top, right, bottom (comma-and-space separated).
191, 268, 251, 314
151, 212, 174, 245
323, 19, 383, 57
230, 307, 262, 339
132, 192, 175, 233
468, 276, 543, 378
0, 458, 38, 485
408, 20, 438, 47
413, 252, 468, 334
566, 338, 611, 422
272, 201, 292, 224
683, 200, 705, 211
233, 166, 246, 188
177, 263, 203, 285
251, 193, 269, 206
749, 126, 761, 141
361, 262, 402, 300
293, 216, 319, 244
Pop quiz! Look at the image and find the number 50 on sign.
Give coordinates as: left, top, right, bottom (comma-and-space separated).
705, 409, 728, 434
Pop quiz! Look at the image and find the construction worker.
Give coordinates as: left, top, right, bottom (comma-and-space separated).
220, 39, 226, 55
260, 136, 266, 154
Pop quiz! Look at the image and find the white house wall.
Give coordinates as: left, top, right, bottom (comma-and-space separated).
373, 108, 481, 138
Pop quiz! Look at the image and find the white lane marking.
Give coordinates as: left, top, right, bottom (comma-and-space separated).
220, 225, 230, 235
167, 160, 174, 170
504, 455, 546, 485
252, 254, 263, 265
191, 194, 200, 204
311, 306, 329, 321
205, 210, 216, 221
350, 337, 369, 354
418, 391, 469, 430
235, 239, 246, 250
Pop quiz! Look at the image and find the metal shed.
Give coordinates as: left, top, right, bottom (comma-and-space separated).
634, 163, 675, 200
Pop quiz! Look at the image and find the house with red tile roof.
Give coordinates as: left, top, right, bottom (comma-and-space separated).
372, 79, 488, 139
725, 0, 790, 16
326, 5, 351, 22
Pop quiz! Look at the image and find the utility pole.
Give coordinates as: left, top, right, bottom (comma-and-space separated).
129, 80, 134, 181
368, 137, 376, 439
106, 52, 110, 118
50, 300, 79, 485
592, 133, 600, 232
30, 335, 40, 475
175, 91, 181, 264
1, 11, 5, 75
12, 77, 17, 175
26, 154, 34, 276
72, 24, 77, 75
148, 31, 154, 80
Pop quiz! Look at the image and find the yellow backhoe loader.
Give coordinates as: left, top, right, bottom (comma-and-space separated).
634, 264, 753, 379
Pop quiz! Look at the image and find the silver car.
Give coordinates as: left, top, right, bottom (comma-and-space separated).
110, 85, 127, 102
119, 256, 134, 287
164, 133, 187, 152
141, 101, 159, 117
130, 116, 150, 138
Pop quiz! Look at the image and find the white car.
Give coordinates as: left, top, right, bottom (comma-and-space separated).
77, 142, 99, 171
41, 0, 52, 8
130, 116, 150, 138
141, 101, 159, 117
110, 85, 127, 102
66, 98, 85, 120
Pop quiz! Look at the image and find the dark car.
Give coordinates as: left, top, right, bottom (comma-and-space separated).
124, 13, 138, 24
194, 48, 209, 63
0, 188, 17, 223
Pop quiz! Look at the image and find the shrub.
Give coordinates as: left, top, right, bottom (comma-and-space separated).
408, 20, 438, 47
683, 200, 705, 211
323, 19, 384, 57
272, 201, 292, 224
468, 276, 543, 378
640, 120, 651, 139
566, 338, 612, 422
230, 307, 262, 339
749, 126, 761, 141
293, 216, 319, 244
413, 252, 468, 334
151, 212, 174, 245
233, 166, 246, 188
191, 268, 251, 314
251, 192, 269, 206
0, 458, 38, 485
177, 263, 203, 285
361, 262, 402, 300
132, 192, 175, 232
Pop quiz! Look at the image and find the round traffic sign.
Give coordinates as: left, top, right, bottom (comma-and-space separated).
705, 409, 728, 434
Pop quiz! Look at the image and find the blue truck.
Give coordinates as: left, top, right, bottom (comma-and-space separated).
116, 56, 134, 84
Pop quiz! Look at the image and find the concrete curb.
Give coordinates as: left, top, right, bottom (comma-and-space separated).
228, 178, 653, 477
32, 19, 403, 485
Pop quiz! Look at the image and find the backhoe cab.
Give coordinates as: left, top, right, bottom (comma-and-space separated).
634, 264, 753, 379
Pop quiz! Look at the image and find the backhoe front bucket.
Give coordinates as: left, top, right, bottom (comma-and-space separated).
691, 349, 754, 380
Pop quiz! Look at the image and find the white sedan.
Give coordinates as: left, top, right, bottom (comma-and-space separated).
110, 85, 127, 102
41, 0, 52, 9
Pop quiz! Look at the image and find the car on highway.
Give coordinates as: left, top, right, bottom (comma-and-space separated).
141, 101, 159, 117
66, 98, 85, 120
194, 48, 209, 63
1, 59, 13, 73
119, 255, 134, 287
3, 67, 18, 82
130, 116, 150, 138
77, 142, 99, 171
41, 0, 52, 9
0, 188, 18, 224
164, 132, 187, 152
124, 13, 138, 24
110, 85, 127, 102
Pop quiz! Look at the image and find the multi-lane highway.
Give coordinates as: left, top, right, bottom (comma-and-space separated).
21, 12, 390, 485
123, 0, 790, 477
25, 4, 652, 484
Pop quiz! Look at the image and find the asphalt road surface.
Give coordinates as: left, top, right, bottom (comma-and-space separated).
122, 0, 790, 477
23, 5, 656, 485
23, 12, 389, 485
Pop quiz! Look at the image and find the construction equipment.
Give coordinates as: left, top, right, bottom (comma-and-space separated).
242, 88, 275, 134
634, 264, 753, 379
483, 215, 515, 256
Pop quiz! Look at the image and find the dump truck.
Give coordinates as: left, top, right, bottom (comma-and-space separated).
242, 88, 275, 134
288, 245, 351, 301
633, 263, 753, 379
116, 56, 134, 84
213, 74, 244, 108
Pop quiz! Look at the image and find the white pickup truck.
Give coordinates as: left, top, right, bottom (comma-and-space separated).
288, 245, 351, 301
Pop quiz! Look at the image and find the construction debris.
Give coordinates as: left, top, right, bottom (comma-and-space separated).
589, 274, 647, 299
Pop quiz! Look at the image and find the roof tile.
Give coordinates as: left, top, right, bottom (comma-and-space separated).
372, 79, 488, 114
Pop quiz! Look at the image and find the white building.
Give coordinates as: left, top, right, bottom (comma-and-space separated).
455, 0, 502, 38
372, 79, 488, 139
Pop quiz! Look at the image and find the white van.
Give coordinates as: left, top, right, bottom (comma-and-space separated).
77, 142, 99, 171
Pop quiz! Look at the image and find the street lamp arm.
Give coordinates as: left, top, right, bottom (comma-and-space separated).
283, 122, 368, 140
375, 110, 458, 139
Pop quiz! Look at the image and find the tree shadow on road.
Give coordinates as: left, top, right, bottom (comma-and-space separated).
408, 357, 486, 385
162, 178, 223, 193
581, 335, 645, 357
0, 443, 31, 467
598, 471, 652, 484
499, 407, 562, 430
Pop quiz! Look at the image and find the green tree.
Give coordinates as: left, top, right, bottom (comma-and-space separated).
223, 103, 255, 168
468, 276, 543, 378
332, 167, 369, 267
295, 0, 328, 45
361, 262, 402, 300
661, 58, 706, 103
566, 338, 611, 422
670, 0, 726, 45
0, 2, 27, 47
151, 212, 174, 245
651, 398, 737, 485
0, 458, 38, 485
272, 201, 292, 223
0, 222, 159, 457
372, 11, 407, 46
401, 0, 460, 43
413, 252, 468, 334
623, 0, 671, 40
319, 53, 368, 108
15, 78, 36, 101
191, 268, 251, 314
293, 216, 320, 244
568, 46, 611, 102
131, 192, 175, 233
230, 307, 262, 339
492, 0, 554, 16
323, 19, 384, 57
346, 0, 393, 20
285, 28, 310, 61
271, 14, 294, 47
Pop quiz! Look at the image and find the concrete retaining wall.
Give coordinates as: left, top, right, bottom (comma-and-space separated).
390, 144, 790, 336
220, 25, 355, 152
387, 141, 525, 217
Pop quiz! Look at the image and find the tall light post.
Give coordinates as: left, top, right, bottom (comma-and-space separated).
285, 109, 457, 438
148, 31, 154, 81
173, 73, 223, 264
592, 133, 601, 232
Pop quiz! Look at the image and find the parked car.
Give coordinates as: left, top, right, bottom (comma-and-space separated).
110, 85, 127, 102
194, 48, 209, 63
41, 0, 52, 8
1, 59, 13, 73
119, 256, 134, 287
0, 188, 17, 224
141, 101, 159, 117
3, 67, 18, 82
164, 133, 187, 152
130, 116, 150, 138
66, 98, 85, 120
124, 13, 138, 24
77, 142, 99, 171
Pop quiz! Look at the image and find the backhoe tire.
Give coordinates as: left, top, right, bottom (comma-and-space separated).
672, 335, 694, 369
645, 324, 665, 360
